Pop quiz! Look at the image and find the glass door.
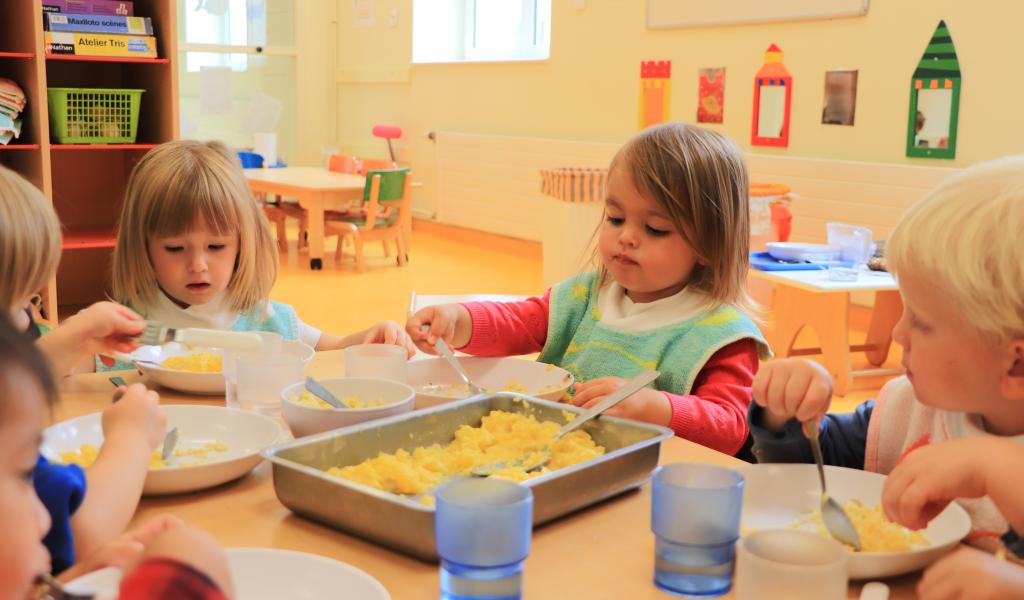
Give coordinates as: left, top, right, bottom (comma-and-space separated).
177, 0, 297, 165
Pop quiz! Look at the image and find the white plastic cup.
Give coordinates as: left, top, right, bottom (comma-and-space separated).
733, 529, 849, 600
344, 344, 408, 382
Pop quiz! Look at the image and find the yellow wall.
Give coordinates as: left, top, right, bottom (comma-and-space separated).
334, 1, 1022, 214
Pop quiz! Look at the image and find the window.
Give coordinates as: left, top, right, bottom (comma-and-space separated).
413, 0, 551, 64
183, 0, 267, 72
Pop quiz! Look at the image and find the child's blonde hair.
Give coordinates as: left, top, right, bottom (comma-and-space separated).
887, 155, 1024, 345
599, 122, 754, 314
0, 165, 62, 314
112, 140, 277, 314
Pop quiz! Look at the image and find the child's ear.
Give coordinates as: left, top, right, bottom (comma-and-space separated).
1002, 339, 1024, 400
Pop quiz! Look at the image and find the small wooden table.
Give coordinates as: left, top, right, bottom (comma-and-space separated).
750, 268, 904, 396
244, 168, 365, 270
56, 351, 917, 599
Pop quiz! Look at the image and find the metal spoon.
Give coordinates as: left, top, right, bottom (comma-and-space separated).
421, 325, 485, 396
806, 421, 862, 550
305, 376, 346, 408
471, 369, 660, 477
161, 426, 179, 463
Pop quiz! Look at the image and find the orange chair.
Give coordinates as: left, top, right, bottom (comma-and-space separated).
325, 168, 411, 272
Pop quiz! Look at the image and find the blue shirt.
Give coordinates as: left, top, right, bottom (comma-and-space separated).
34, 455, 86, 574
747, 400, 875, 469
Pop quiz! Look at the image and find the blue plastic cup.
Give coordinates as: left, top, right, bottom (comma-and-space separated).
435, 478, 533, 600
651, 463, 745, 597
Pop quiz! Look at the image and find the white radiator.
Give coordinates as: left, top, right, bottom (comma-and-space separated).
433, 131, 618, 241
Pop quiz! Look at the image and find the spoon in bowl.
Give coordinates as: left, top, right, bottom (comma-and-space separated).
421, 325, 485, 396
806, 421, 862, 550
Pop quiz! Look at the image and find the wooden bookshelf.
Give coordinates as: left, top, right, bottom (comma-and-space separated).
0, 1, 178, 320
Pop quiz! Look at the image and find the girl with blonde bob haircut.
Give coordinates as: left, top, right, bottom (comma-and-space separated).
108, 140, 414, 368
408, 123, 770, 456
113, 140, 276, 316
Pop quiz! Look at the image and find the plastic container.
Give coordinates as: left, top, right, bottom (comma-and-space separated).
47, 87, 144, 144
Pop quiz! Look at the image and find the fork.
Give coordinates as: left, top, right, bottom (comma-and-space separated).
135, 321, 264, 352
32, 572, 93, 600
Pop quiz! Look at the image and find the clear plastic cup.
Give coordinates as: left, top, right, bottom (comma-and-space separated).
344, 343, 408, 382
224, 332, 283, 409
435, 478, 533, 600
235, 352, 302, 416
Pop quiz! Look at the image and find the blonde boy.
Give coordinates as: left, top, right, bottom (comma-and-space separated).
749, 155, 1024, 542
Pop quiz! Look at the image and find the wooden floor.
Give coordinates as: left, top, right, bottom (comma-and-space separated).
269, 221, 901, 414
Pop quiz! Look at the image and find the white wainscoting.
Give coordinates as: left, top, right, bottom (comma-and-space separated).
431, 131, 960, 291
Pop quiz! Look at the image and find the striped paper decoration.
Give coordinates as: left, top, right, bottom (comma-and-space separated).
540, 167, 609, 204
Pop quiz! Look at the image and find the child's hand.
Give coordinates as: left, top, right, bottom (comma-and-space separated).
362, 320, 417, 357
125, 524, 235, 599
751, 358, 833, 432
917, 546, 1024, 600
102, 383, 166, 450
406, 304, 470, 354
68, 301, 146, 356
569, 377, 671, 426
57, 515, 183, 582
882, 437, 1002, 531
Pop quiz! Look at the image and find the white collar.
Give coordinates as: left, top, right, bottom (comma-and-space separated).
596, 282, 712, 332
143, 290, 240, 331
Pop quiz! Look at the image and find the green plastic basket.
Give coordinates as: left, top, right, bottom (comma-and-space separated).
46, 87, 145, 144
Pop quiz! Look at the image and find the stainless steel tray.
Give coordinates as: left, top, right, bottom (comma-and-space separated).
263, 394, 672, 561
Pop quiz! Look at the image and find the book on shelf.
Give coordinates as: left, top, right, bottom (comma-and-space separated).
45, 31, 157, 59
46, 13, 153, 35
0, 78, 26, 146
42, 0, 134, 16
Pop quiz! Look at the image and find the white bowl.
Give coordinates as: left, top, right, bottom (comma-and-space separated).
133, 341, 315, 396
766, 242, 833, 262
738, 464, 971, 579
64, 547, 390, 600
41, 405, 286, 496
407, 357, 574, 408
281, 377, 416, 437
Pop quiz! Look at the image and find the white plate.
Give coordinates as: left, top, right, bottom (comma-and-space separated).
64, 547, 391, 600
738, 464, 971, 579
41, 405, 286, 495
133, 341, 315, 396
765, 242, 833, 262
407, 356, 574, 408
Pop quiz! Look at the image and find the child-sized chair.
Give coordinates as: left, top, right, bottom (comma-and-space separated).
325, 168, 412, 272
241, 150, 307, 251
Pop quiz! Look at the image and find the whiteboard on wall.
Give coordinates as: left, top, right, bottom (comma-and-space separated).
647, 0, 869, 29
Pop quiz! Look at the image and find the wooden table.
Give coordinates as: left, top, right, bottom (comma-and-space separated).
57, 351, 917, 599
750, 268, 904, 396
244, 168, 365, 270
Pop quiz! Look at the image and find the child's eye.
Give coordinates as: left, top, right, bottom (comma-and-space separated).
164, 246, 184, 253
646, 225, 670, 237
606, 216, 624, 226
910, 315, 931, 332
208, 244, 226, 251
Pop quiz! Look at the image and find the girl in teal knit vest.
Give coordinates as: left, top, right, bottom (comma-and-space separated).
408, 123, 770, 455
101, 140, 414, 372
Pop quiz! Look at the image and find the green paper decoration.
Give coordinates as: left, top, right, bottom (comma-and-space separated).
906, 20, 961, 159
